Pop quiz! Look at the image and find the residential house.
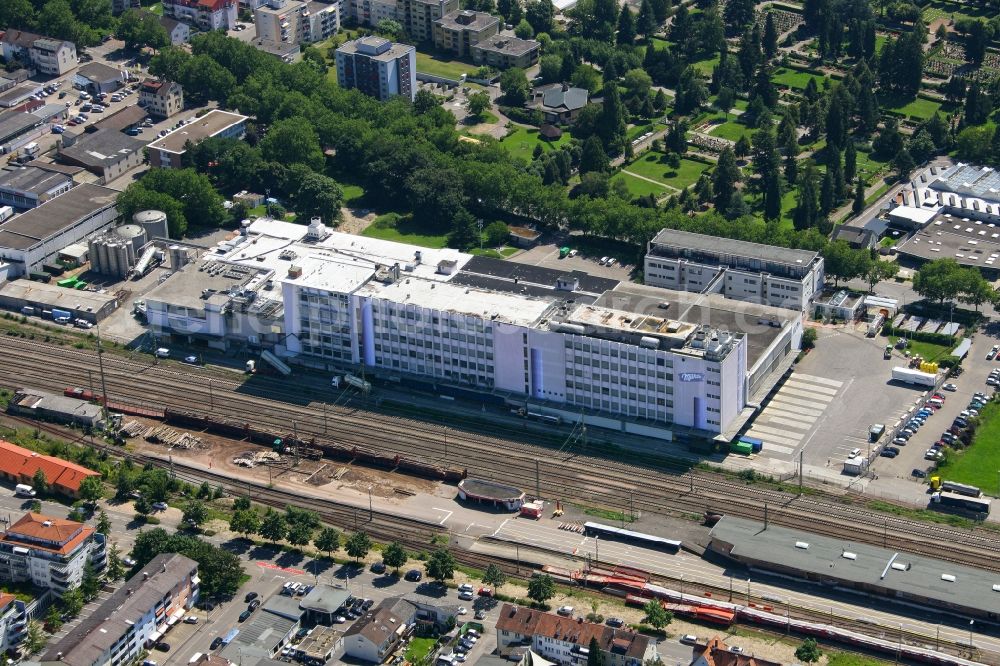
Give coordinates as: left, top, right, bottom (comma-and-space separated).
58, 128, 148, 181
0, 439, 100, 497
0, 165, 74, 209
255, 0, 308, 46
0, 512, 107, 595
1, 31, 77, 77
471, 34, 539, 70
335, 36, 415, 102
344, 596, 457, 663
0, 593, 29, 654
139, 79, 184, 118
162, 0, 238, 31
40, 554, 200, 666
73, 62, 125, 94
690, 637, 781, 666
529, 83, 590, 125
831, 225, 877, 250
432, 10, 499, 58
160, 15, 192, 44
495, 604, 658, 666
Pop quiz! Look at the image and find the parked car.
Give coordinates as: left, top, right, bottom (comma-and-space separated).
457, 606, 467, 615
474, 609, 486, 620
478, 587, 493, 597
152, 501, 168, 511
912, 468, 928, 478
879, 449, 897, 458
239, 609, 252, 622
606, 617, 624, 627
680, 635, 699, 645
154, 643, 170, 652
248, 599, 261, 611
245, 591, 259, 602
458, 583, 474, 593
458, 590, 473, 601
556, 605, 574, 616
184, 616, 198, 624
123, 556, 137, 566
211, 637, 224, 650
405, 569, 422, 582
943, 383, 958, 391
892, 437, 908, 446
370, 562, 386, 574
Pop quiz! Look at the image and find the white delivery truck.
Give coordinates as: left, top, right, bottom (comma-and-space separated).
15, 484, 36, 497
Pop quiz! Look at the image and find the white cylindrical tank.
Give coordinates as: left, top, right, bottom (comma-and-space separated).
133, 209, 169, 240
116, 224, 147, 256
169, 245, 188, 270
95, 238, 111, 275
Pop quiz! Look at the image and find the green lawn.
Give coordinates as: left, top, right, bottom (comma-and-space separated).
500, 125, 573, 161
470, 246, 519, 258
625, 153, 712, 190
826, 653, 895, 666
854, 149, 889, 185
709, 119, 755, 142
771, 67, 825, 89
692, 54, 720, 76
415, 51, 476, 80
405, 638, 437, 663
148, 1, 163, 14
937, 402, 1000, 495
887, 335, 953, 362
362, 213, 449, 248
922, 0, 991, 22
341, 183, 365, 205
612, 171, 671, 198
881, 95, 942, 120
875, 34, 887, 55
626, 122, 665, 142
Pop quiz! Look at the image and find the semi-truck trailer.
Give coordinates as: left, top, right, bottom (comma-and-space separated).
891, 366, 937, 387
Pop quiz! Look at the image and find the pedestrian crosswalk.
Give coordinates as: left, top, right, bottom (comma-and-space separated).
744, 373, 845, 458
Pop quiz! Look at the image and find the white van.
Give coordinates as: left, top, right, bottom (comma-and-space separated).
15, 484, 36, 498
155, 347, 170, 358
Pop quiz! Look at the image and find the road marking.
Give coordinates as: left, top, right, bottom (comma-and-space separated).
492, 518, 509, 537
767, 400, 825, 418
784, 380, 840, 396
745, 424, 804, 441
759, 442, 795, 455
779, 386, 836, 402
433, 507, 454, 525
745, 428, 804, 447
793, 373, 844, 387
766, 416, 813, 430
761, 407, 817, 423
766, 393, 830, 409
257, 561, 305, 575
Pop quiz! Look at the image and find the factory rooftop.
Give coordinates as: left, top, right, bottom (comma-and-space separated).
0, 279, 119, 313
0, 165, 72, 196
930, 163, 1000, 203
147, 109, 248, 154
709, 516, 1000, 618
0, 183, 117, 250
58, 128, 148, 169
895, 212, 1000, 271
648, 228, 820, 275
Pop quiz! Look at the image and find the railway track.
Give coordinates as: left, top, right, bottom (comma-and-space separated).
0, 413, 991, 663
2, 336, 999, 574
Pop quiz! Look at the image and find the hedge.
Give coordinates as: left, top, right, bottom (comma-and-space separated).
881, 323, 957, 347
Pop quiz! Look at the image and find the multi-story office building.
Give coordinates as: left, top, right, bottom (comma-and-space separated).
1, 31, 77, 77
432, 10, 499, 58
40, 554, 199, 666
471, 34, 539, 69
644, 229, 825, 312
162, 0, 237, 31
399, 0, 458, 42
335, 37, 416, 102
139, 79, 184, 118
0, 512, 106, 596
144, 219, 801, 439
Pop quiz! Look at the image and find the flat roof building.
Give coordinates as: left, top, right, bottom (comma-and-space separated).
645, 228, 825, 312
895, 212, 1000, 276
709, 515, 1000, 620
335, 37, 416, 102
73, 62, 126, 94
0, 166, 74, 209
147, 109, 249, 168
144, 218, 802, 441
58, 128, 148, 181
472, 34, 540, 70
0, 183, 119, 277
7, 387, 106, 428
40, 554, 200, 666
433, 10, 500, 58
0, 278, 120, 322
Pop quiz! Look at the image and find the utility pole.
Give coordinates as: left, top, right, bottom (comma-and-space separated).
88, 369, 95, 398
535, 459, 540, 499
368, 485, 373, 522
745, 578, 750, 606
629, 491, 634, 522
208, 379, 214, 411
764, 502, 768, 529
323, 402, 327, 435
689, 472, 694, 492
96, 326, 110, 421
798, 450, 803, 494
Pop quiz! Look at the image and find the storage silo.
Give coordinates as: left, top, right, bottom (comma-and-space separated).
133, 209, 169, 240
95, 237, 111, 274
116, 224, 147, 256
169, 245, 188, 270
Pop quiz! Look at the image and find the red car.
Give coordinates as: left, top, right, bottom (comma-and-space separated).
924, 402, 941, 410
64, 387, 95, 401
932, 393, 945, 401
478, 587, 493, 597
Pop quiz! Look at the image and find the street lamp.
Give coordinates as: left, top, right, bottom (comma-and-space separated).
745, 578, 750, 606
368, 484, 373, 522
594, 535, 599, 566
969, 619, 975, 652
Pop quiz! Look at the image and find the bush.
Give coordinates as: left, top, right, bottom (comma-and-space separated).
802, 328, 817, 350
881, 324, 956, 347
502, 106, 544, 126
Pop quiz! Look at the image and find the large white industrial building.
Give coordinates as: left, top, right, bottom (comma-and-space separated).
144, 219, 802, 440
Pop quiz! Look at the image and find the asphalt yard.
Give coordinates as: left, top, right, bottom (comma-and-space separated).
743, 372, 845, 460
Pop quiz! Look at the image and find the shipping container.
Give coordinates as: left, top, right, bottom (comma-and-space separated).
739, 436, 763, 453
52, 308, 72, 320
940, 481, 981, 498
731, 441, 753, 455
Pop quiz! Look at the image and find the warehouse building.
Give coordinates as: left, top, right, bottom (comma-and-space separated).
58, 128, 148, 181
0, 165, 74, 209
0, 278, 120, 322
708, 516, 1000, 620
0, 183, 119, 277
144, 219, 802, 440
644, 229, 825, 312
7, 387, 105, 429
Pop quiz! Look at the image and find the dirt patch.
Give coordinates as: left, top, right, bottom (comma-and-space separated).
339, 207, 377, 235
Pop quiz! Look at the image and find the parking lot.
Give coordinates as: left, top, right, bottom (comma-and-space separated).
507, 242, 636, 281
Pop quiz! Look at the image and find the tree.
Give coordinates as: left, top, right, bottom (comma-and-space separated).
314, 527, 341, 558
525, 0, 555, 34
959, 269, 996, 311
588, 637, 605, 666
260, 119, 325, 171
60, 587, 84, 618
795, 638, 822, 663
45, 606, 63, 633
965, 20, 987, 65
375, 18, 404, 40
793, 163, 821, 231
107, 542, 126, 581
96, 510, 111, 536
116, 9, 168, 50
447, 209, 480, 250
500, 68, 530, 106
852, 179, 865, 215
844, 140, 857, 183
497, 0, 523, 23
32, 469, 48, 496
892, 148, 915, 181
866, 259, 899, 292
259, 508, 287, 544
293, 171, 343, 224
131, 528, 244, 599
467, 91, 492, 120
734, 135, 751, 158
81, 562, 101, 602
287, 522, 314, 547
425, 548, 456, 583
527, 574, 555, 604
636, 0, 656, 39
763, 12, 778, 59
712, 147, 741, 217
133, 495, 151, 519
580, 136, 609, 174
723, 0, 755, 34
539, 55, 562, 83
482, 563, 508, 593
183, 500, 209, 528
23, 620, 45, 655
345, 531, 372, 563
598, 85, 627, 155
484, 221, 509, 247
674, 66, 707, 115
515, 18, 535, 38
753, 129, 783, 221
642, 599, 672, 629
822, 240, 870, 285
234, 495, 251, 512
617, 5, 637, 44
382, 541, 407, 574
230, 508, 261, 538
78, 475, 103, 506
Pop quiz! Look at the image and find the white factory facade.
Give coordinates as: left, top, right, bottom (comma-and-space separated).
144, 219, 801, 440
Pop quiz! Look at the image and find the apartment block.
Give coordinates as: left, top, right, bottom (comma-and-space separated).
335, 37, 415, 102
644, 228, 825, 312
399, 0, 458, 42
162, 0, 238, 31
40, 554, 199, 666
139, 79, 184, 119
0, 512, 106, 596
1, 31, 77, 77
305, 1, 341, 42
255, 0, 308, 46
147, 109, 248, 168
432, 10, 499, 58
0, 594, 28, 654
347, 0, 398, 27
471, 34, 539, 69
